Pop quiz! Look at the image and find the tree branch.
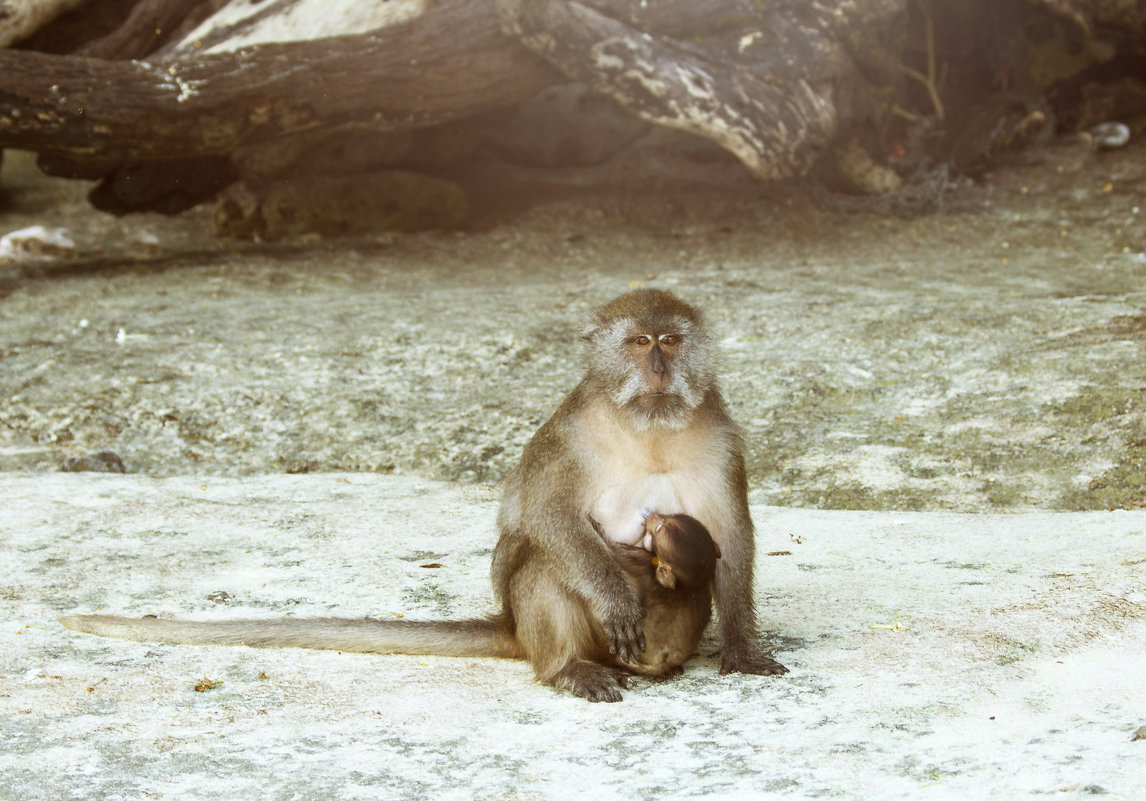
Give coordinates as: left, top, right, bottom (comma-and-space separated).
495, 0, 842, 180
0, 0, 559, 167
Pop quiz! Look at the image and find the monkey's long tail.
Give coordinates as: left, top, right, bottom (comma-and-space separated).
59, 613, 525, 659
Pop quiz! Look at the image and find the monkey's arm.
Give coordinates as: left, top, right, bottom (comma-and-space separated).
534, 505, 646, 662
712, 448, 789, 676
499, 455, 646, 663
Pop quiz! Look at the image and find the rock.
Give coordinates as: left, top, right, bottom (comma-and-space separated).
0, 225, 76, 261
61, 451, 127, 473
88, 157, 238, 216
832, 139, 903, 195
234, 129, 415, 184
1091, 122, 1131, 149
212, 170, 469, 240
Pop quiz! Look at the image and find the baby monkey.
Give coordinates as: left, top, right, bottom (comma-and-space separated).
607, 512, 721, 679
61, 512, 719, 701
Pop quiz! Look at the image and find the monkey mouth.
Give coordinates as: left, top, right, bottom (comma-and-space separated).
631, 391, 685, 407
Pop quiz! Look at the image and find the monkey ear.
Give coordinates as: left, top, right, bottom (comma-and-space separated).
713, 542, 722, 559
655, 563, 678, 589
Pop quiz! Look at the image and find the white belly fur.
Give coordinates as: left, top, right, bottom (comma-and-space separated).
592, 473, 689, 545
577, 396, 734, 546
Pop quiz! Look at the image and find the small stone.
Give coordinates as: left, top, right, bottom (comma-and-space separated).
61, 452, 126, 473
0, 226, 76, 262
213, 170, 468, 240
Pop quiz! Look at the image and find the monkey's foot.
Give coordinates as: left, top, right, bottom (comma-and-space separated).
720, 650, 789, 676
553, 660, 631, 702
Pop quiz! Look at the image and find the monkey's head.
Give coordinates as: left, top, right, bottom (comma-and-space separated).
642, 512, 721, 590
583, 289, 717, 430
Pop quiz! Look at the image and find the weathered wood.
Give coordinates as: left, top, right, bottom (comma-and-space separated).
494, 0, 858, 180
0, 0, 905, 207
3, 0, 886, 188
0, 0, 559, 167
160, 0, 429, 57
4, 0, 1142, 217
0, 0, 88, 47
76, 0, 211, 59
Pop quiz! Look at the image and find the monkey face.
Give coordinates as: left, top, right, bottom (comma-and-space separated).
642, 512, 721, 589
626, 332, 681, 393
583, 290, 717, 430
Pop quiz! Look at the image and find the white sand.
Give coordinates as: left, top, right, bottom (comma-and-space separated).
3, 473, 1143, 800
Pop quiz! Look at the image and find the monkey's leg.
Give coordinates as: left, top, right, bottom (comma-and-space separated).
713, 550, 788, 675
509, 561, 631, 702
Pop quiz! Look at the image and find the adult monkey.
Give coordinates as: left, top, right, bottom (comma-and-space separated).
62, 289, 787, 700
491, 288, 787, 698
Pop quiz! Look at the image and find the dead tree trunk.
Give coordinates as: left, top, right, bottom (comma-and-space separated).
0, 1, 558, 171
2, 0, 1143, 215
494, 0, 863, 180
0, 0, 897, 211
0, 0, 89, 47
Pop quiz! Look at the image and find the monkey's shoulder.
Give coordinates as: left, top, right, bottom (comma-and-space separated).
512, 383, 592, 460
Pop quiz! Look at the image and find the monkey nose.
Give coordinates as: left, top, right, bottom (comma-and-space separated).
645, 512, 664, 530
650, 348, 667, 373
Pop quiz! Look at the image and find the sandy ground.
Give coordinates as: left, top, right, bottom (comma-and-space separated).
1, 135, 1145, 798
1, 141, 1145, 510
1, 475, 1144, 800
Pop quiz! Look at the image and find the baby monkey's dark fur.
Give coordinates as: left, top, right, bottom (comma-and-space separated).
62, 513, 719, 702
607, 513, 721, 681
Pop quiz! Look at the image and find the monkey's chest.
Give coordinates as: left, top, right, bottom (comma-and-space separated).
579, 405, 729, 544
591, 473, 694, 545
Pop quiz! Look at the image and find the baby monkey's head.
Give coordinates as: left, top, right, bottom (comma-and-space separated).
642, 512, 721, 590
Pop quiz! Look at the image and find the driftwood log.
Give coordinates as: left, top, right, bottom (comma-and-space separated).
1, 0, 1144, 216
0, 0, 872, 174
0, 2, 558, 170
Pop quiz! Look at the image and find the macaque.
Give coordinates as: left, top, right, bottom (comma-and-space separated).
62, 289, 788, 701
491, 287, 787, 697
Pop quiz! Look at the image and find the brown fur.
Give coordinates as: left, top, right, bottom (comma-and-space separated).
492, 289, 787, 699
607, 513, 719, 678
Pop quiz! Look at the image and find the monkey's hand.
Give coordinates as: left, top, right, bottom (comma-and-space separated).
601, 591, 646, 664
720, 648, 789, 676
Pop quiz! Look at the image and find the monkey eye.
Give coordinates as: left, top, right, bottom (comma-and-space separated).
659, 334, 681, 347
633, 335, 652, 346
